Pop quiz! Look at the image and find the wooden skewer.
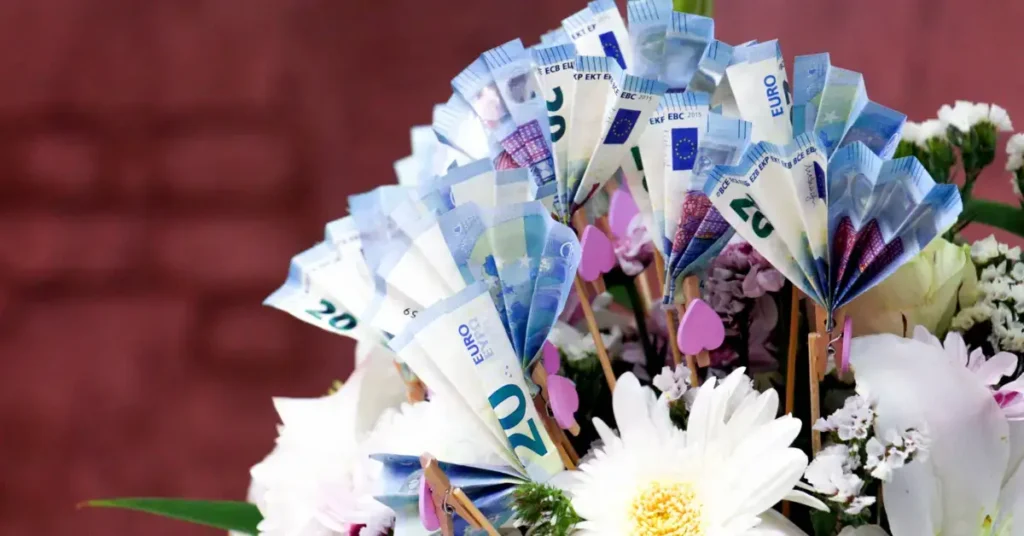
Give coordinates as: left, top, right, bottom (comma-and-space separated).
653, 253, 685, 370
393, 361, 427, 403
574, 274, 616, 391
808, 331, 823, 455
636, 263, 655, 313
784, 284, 800, 417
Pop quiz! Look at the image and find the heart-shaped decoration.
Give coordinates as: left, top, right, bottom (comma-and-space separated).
577, 225, 616, 282
542, 341, 560, 376
547, 374, 580, 430
419, 475, 440, 531
677, 298, 725, 355
840, 315, 853, 374
607, 189, 639, 240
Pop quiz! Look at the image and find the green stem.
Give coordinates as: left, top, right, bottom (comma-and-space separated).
673, 0, 713, 16
960, 168, 983, 201
960, 198, 1024, 237
623, 275, 660, 376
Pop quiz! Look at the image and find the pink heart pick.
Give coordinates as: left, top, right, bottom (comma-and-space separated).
419, 475, 440, 531
547, 374, 580, 430
840, 315, 853, 374
542, 341, 561, 376
578, 225, 616, 282
608, 189, 639, 240
677, 298, 726, 355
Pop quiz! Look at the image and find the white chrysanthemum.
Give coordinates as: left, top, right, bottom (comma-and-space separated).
938, 101, 977, 133
250, 343, 407, 536
989, 104, 1014, 132
900, 121, 922, 146
938, 100, 1012, 133
971, 234, 1002, 264
918, 119, 947, 144
567, 371, 815, 535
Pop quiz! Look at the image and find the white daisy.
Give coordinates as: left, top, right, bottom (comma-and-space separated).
249, 342, 408, 536
567, 371, 816, 535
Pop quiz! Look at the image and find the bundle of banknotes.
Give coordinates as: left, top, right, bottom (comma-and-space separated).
262, 0, 960, 532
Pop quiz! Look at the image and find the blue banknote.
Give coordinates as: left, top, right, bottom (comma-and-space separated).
791, 53, 830, 137
688, 39, 733, 94
482, 39, 558, 202
813, 67, 868, 157
667, 114, 752, 294
372, 453, 524, 536
433, 93, 494, 160
626, 0, 671, 80
839, 100, 906, 160
661, 12, 714, 91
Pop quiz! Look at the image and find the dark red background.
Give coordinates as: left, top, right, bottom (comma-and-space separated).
1, 1, 1020, 534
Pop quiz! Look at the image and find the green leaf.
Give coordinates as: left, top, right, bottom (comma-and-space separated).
81, 498, 262, 534
961, 198, 1024, 238
810, 507, 839, 536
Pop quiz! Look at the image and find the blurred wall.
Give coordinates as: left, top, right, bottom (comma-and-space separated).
0, 1, 1020, 534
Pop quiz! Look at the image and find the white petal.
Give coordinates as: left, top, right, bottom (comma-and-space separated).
741, 509, 809, 535
781, 490, 828, 511
996, 453, 1024, 535
730, 448, 808, 519
975, 351, 1018, 385
912, 325, 942, 349
611, 372, 657, 445
882, 457, 941, 536
686, 376, 719, 455
851, 334, 1009, 535
943, 330, 970, 368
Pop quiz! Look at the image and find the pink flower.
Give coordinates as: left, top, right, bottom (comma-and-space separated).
613, 214, 655, 276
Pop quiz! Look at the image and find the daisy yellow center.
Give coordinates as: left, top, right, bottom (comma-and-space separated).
628, 480, 705, 535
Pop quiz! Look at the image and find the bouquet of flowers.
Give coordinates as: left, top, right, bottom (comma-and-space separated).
86, 0, 1024, 535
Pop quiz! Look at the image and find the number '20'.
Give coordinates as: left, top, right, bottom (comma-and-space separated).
730, 194, 774, 239
488, 384, 548, 456
305, 299, 357, 332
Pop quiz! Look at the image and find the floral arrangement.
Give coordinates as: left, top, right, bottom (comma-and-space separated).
85, 1, 1024, 535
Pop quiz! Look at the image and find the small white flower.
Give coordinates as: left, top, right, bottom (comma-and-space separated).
652, 365, 690, 403
939, 101, 1012, 133
900, 121, 922, 145
938, 101, 976, 133
1012, 263, 1024, 282
1007, 246, 1022, 262
918, 119, 947, 143
989, 104, 1014, 132
1006, 133, 1024, 173
845, 496, 877, 516
972, 235, 1002, 264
